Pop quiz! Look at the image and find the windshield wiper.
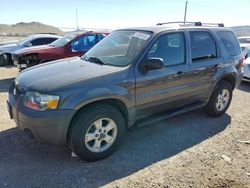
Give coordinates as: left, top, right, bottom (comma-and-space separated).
83, 56, 106, 65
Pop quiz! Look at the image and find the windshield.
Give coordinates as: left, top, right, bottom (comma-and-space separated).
49, 33, 78, 47
19, 35, 34, 46
83, 30, 152, 67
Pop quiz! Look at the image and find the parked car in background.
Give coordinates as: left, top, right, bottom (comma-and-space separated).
0, 40, 19, 46
0, 34, 60, 66
8, 22, 243, 161
240, 43, 250, 82
13, 31, 108, 70
238, 36, 250, 44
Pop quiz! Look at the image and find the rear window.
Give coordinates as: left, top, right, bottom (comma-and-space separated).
217, 31, 241, 56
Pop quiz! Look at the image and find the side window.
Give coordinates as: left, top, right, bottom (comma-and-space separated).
190, 31, 217, 62
71, 35, 97, 52
44, 37, 58, 44
147, 32, 185, 66
217, 31, 241, 56
97, 34, 107, 41
30, 38, 47, 46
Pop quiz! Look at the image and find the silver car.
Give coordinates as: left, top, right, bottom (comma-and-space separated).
241, 43, 250, 82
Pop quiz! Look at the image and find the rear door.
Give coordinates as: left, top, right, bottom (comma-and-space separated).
187, 30, 223, 101
135, 31, 196, 117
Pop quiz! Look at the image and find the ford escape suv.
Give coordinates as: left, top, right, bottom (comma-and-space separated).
7, 22, 244, 161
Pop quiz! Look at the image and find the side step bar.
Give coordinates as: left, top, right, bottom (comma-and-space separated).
135, 102, 206, 128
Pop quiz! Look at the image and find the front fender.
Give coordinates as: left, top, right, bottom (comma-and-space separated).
60, 85, 135, 111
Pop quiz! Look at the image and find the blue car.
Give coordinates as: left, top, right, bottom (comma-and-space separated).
0, 34, 60, 66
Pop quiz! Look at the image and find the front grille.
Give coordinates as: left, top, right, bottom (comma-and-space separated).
12, 54, 20, 66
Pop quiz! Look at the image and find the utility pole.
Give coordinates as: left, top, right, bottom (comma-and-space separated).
183, 1, 188, 24
76, 8, 79, 31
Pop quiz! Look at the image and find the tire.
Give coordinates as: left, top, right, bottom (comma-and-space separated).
205, 81, 233, 117
69, 104, 126, 161
0, 54, 12, 66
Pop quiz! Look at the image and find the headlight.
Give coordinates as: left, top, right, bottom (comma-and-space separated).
24, 92, 60, 111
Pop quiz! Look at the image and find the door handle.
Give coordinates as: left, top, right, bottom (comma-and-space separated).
175, 71, 184, 78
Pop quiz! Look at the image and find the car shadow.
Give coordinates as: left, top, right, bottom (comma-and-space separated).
237, 81, 250, 92
0, 110, 231, 188
0, 77, 14, 92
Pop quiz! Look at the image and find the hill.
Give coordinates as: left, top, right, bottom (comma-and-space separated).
231, 26, 250, 37
0, 22, 64, 36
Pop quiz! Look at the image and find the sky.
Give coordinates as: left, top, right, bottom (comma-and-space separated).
0, 0, 249, 30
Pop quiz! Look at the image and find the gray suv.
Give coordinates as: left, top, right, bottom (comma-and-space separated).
7, 22, 244, 161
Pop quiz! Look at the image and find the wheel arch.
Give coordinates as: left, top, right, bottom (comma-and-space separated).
3, 52, 13, 64
216, 73, 236, 89
67, 98, 129, 140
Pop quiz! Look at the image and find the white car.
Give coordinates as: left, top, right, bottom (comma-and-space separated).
238, 36, 250, 44
241, 43, 250, 82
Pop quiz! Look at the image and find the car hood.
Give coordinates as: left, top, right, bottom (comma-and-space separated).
17, 57, 126, 92
0, 43, 19, 53
14, 45, 54, 55
0, 41, 18, 46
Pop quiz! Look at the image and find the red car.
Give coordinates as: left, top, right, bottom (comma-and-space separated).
13, 31, 108, 69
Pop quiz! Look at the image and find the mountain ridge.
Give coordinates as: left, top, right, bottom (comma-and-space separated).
0, 22, 64, 36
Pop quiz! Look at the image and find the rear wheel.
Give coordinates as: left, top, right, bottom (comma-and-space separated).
205, 81, 233, 117
69, 104, 126, 161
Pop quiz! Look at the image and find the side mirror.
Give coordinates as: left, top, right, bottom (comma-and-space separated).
25, 42, 32, 47
144, 58, 164, 70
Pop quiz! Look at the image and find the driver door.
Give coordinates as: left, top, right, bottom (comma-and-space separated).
67, 34, 97, 57
135, 32, 194, 118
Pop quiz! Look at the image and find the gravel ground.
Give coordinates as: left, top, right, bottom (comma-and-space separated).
0, 66, 249, 188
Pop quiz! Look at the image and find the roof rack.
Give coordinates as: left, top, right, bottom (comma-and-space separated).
156, 21, 224, 27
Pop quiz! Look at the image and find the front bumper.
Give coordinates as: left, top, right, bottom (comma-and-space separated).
7, 84, 75, 145
12, 54, 27, 69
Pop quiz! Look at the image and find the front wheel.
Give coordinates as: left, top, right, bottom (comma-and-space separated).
0, 54, 7, 66
69, 104, 126, 161
205, 81, 233, 117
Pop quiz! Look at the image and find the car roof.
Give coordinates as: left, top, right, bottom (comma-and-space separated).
67, 30, 109, 36
117, 25, 233, 34
28, 34, 61, 39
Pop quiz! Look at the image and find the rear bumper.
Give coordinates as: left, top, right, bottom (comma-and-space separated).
8, 91, 75, 145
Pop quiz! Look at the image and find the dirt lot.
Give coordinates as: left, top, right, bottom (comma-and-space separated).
0, 66, 249, 188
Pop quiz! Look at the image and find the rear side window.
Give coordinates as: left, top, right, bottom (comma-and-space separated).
31, 38, 57, 46
190, 31, 217, 62
217, 31, 241, 56
30, 38, 47, 46
44, 37, 58, 44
